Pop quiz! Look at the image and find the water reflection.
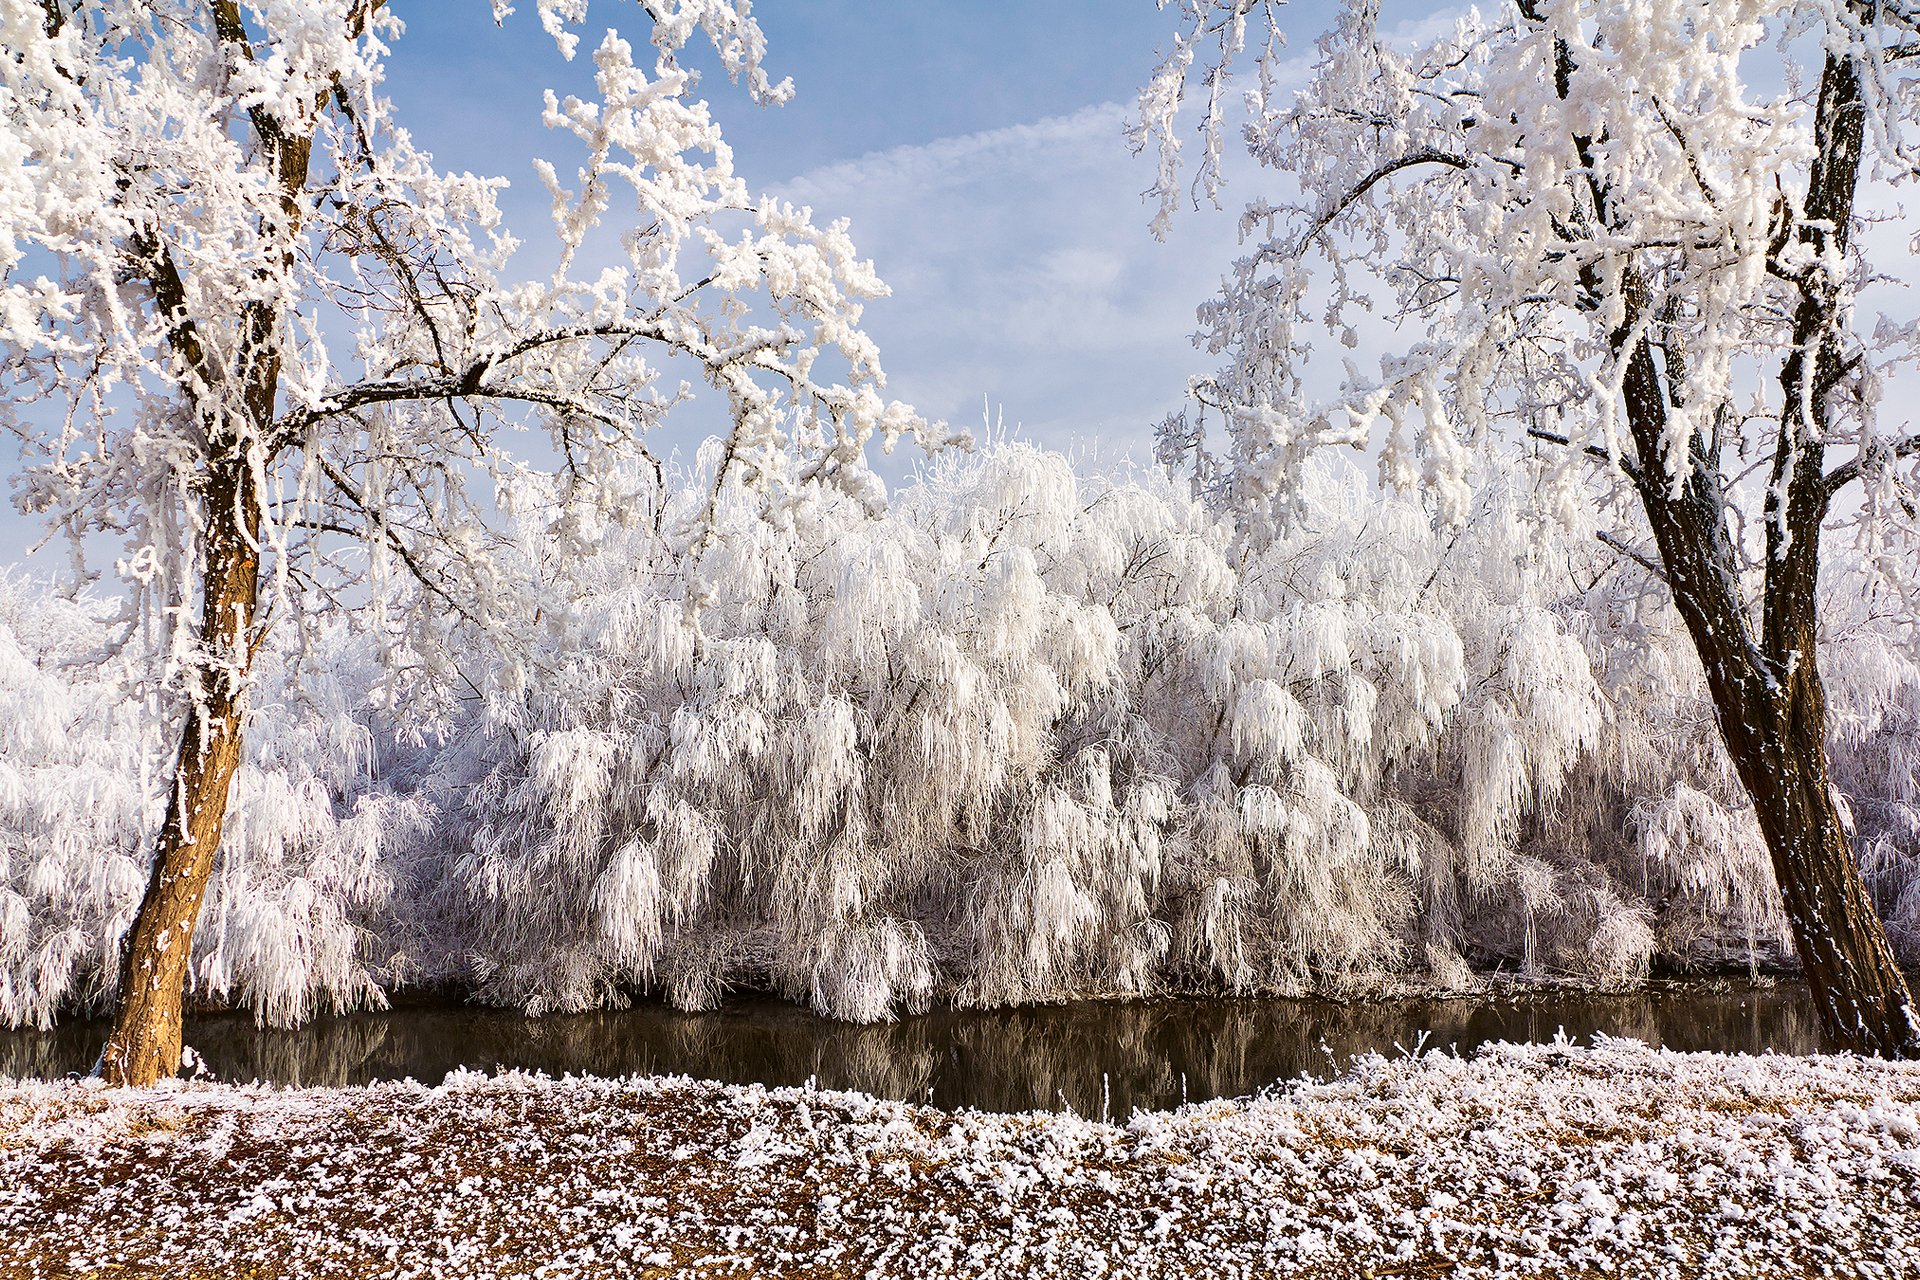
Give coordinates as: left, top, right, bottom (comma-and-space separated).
0, 979, 1825, 1118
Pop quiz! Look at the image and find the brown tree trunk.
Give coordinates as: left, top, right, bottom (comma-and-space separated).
1719, 644, 1917, 1056
91, 0, 336, 1085
97, 459, 262, 1087
1621, 354, 1920, 1058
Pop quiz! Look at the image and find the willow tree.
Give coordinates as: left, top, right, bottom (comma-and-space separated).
0, 0, 934, 1086
1140, 0, 1920, 1053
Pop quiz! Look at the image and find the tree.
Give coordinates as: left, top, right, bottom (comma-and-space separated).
1138, 0, 1920, 1054
0, 0, 936, 1086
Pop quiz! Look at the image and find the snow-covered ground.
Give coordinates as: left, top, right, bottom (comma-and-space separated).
3, 1039, 1918, 1278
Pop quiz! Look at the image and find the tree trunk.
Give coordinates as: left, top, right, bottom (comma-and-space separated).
1752, 747, 1915, 1057
93, 1, 343, 1086
1629, 427, 1920, 1056
1718, 647, 1917, 1057
97, 459, 262, 1087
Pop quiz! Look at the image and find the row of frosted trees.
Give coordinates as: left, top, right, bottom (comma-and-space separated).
6, 444, 1917, 1030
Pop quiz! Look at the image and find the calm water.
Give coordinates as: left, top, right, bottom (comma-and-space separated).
0, 978, 1824, 1118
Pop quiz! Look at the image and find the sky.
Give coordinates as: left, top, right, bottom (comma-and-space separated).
13, 2, 1913, 572
14, 3, 1917, 571
2, 0, 1361, 568
376, 0, 1345, 470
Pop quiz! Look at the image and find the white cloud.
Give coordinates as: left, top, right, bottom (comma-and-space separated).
775, 103, 1252, 464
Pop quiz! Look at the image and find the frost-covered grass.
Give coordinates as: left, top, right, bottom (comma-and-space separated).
2, 1040, 1918, 1278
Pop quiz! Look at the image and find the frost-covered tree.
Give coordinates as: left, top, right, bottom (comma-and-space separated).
0, 0, 934, 1085
1139, 0, 1920, 1053
15, 444, 1920, 1031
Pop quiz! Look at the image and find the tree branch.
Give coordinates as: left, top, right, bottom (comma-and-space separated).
1526, 426, 1642, 481
1764, 47, 1868, 669
1597, 530, 1668, 583
1821, 431, 1920, 498
126, 225, 220, 400
310, 456, 498, 637
269, 321, 683, 442
1295, 149, 1469, 252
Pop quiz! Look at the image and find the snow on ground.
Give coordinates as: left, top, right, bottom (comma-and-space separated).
2, 1038, 1918, 1278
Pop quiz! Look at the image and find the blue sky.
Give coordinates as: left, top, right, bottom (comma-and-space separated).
381, 0, 1329, 469
388, 3, 1225, 177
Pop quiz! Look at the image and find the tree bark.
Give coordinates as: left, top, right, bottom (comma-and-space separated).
97, 458, 262, 1086
1738, 678, 1915, 1056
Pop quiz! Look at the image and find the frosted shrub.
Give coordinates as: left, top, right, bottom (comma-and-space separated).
0, 583, 154, 1028
1821, 583, 1920, 952
406, 447, 1827, 1017
5, 446, 1914, 1026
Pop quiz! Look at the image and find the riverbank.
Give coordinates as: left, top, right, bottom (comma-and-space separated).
3, 1038, 1917, 1279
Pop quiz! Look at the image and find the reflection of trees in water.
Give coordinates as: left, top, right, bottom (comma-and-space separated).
0, 1022, 97, 1080
0, 982, 1828, 1115
199, 1016, 395, 1087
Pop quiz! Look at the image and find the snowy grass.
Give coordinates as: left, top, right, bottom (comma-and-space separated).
2, 1039, 1917, 1278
